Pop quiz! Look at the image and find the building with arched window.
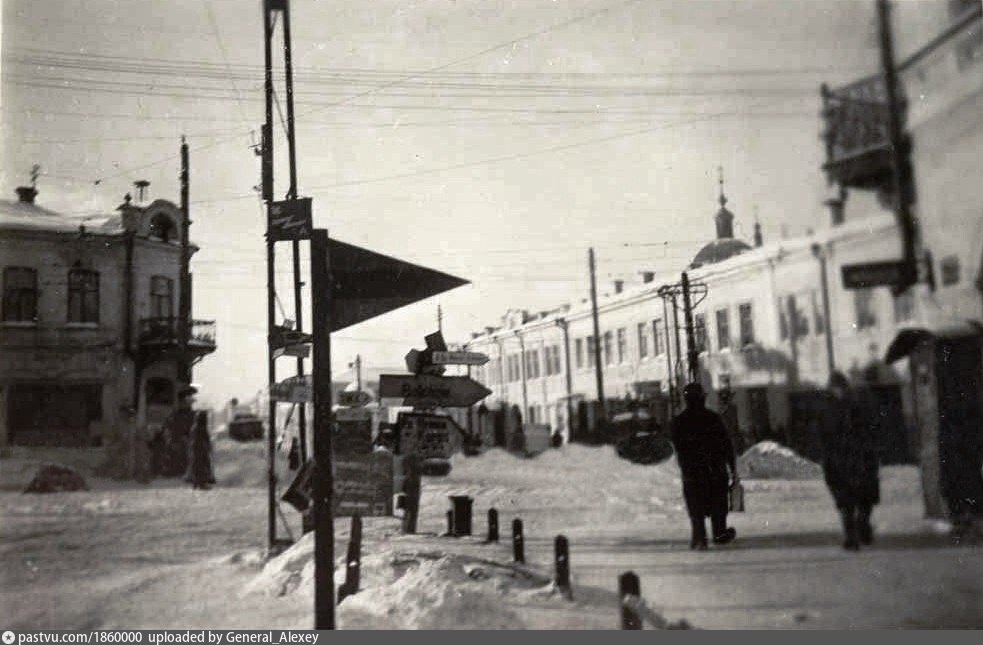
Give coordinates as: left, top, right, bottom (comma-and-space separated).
0, 186, 216, 475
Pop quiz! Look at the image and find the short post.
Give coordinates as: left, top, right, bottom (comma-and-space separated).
512, 518, 525, 564
619, 571, 642, 630
446, 510, 454, 537
554, 534, 572, 599
487, 508, 499, 543
338, 514, 362, 602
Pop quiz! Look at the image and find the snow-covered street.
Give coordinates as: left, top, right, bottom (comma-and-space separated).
2, 439, 981, 629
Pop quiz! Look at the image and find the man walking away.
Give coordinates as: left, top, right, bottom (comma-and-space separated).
820, 372, 880, 551
670, 382, 739, 550
186, 411, 216, 490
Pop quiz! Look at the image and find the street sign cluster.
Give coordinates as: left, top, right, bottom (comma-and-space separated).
384, 330, 492, 408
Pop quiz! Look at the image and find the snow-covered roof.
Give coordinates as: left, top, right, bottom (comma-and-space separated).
0, 198, 122, 235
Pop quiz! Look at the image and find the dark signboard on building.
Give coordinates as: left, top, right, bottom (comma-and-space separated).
841, 260, 907, 289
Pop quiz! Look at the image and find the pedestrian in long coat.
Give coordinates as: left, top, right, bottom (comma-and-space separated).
820, 371, 879, 550
185, 411, 216, 490
670, 382, 739, 550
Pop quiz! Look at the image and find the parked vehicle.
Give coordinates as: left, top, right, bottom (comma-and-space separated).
228, 413, 264, 442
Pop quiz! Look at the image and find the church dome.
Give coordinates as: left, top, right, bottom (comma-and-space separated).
690, 237, 752, 269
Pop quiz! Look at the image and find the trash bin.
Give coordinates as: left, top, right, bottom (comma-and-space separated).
449, 495, 473, 537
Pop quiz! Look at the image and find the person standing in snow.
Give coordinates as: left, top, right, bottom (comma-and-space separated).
820, 371, 880, 551
185, 410, 216, 490
670, 382, 739, 550
162, 386, 196, 476
401, 451, 422, 534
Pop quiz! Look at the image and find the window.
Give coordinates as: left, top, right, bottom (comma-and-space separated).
694, 313, 707, 353
716, 308, 731, 350
854, 289, 878, 330
525, 349, 540, 379
893, 289, 915, 323
812, 291, 826, 335
575, 338, 584, 369
738, 303, 754, 346
150, 276, 174, 318
603, 331, 614, 366
941, 255, 960, 286
546, 345, 561, 376
587, 336, 596, 368
779, 308, 789, 340
617, 328, 627, 363
637, 323, 648, 359
68, 268, 99, 324
3, 267, 38, 322
786, 295, 809, 337
148, 213, 177, 243
653, 319, 664, 356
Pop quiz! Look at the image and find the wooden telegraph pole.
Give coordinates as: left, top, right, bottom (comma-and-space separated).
588, 248, 605, 420
263, 0, 278, 554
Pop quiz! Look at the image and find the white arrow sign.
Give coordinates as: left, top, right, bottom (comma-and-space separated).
431, 351, 489, 366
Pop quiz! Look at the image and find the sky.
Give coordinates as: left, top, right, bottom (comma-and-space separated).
0, 0, 943, 407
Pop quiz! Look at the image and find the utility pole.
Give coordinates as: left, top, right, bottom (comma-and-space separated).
877, 0, 919, 292
354, 354, 362, 391
660, 296, 675, 415
681, 272, 699, 384
812, 243, 836, 376
178, 136, 192, 386
437, 304, 443, 333
588, 248, 606, 419
515, 331, 528, 420
310, 229, 336, 631
263, 0, 277, 555
555, 318, 574, 441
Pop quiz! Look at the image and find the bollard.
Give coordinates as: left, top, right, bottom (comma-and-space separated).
446, 510, 454, 537
338, 514, 362, 602
619, 571, 642, 630
487, 508, 499, 543
554, 535, 572, 599
512, 518, 525, 563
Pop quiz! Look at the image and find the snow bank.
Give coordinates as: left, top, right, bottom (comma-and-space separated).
211, 432, 290, 488
737, 441, 822, 480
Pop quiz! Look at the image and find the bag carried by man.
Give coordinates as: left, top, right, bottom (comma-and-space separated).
728, 480, 745, 513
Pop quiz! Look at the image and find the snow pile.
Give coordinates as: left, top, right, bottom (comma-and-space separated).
737, 441, 822, 480
23, 464, 90, 493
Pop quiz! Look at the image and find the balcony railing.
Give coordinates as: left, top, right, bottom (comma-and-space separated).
138, 317, 217, 355
820, 73, 903, 190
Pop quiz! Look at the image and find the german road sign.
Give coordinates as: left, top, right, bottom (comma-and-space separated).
396, 412, 464, 460
379, 374, 491, 408
268, 197, 313, 241
842, 260, 907, 289
274, 344, 310, 359
431, 351, 489, 366
270, 325, 313, 349
334, 453, 394, 517
326, 239, 468, 332
335, 407, 372, 422
337, 390, 372, 408
270, 374, 312, 403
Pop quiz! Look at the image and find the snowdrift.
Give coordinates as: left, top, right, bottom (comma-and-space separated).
736, 441, 822, 480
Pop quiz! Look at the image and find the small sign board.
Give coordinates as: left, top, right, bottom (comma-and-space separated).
431, 351, 489, 366
270, 375, 312, 403
273, 344, 310, 359
335, 407, 372, 422
379, 374, 491, 408
268, 198, 313, 242
338, 390, 372, 407
270, 325, 313, 350
842, 260, 908, 290
334, 452, 394, 517
335, 418, 373, 456
396, 412, 463, 460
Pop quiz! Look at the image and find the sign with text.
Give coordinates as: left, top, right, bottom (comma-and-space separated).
337, 390, 372, 407
379, 374, 491, 408
334, 452, 394, 517
270, 375, 312, 403
267, 197, 313, 241
335, 418, 373, 456
842, 260, 908, 289
431, 351, 489, 366
396, 412, 463, 459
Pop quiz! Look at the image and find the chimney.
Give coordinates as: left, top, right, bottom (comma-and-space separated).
642, 271, 655, 284
16, 186, 38, 204
134, 180, 151, 203
614, 280, 624, 294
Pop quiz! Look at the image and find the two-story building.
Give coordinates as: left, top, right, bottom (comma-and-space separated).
0, 184, 216, 476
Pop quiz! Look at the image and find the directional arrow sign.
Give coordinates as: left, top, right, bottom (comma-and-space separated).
431, 351, 489, 366
337, 390, 372, 407
378, 374, 492, 408
327, 239, 468, 332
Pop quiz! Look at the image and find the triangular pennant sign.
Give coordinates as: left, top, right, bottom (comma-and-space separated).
327, 238, 469, 331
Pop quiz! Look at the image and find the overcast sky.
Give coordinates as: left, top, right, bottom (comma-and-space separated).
0, 0, 941, 406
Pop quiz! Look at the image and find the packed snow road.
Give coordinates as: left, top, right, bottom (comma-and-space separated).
1, 441, 980, 629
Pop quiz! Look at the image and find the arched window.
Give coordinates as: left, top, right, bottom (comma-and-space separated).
148, 213, 177, 243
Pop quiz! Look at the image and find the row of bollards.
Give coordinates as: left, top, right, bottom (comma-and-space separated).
445, 498, 645, 629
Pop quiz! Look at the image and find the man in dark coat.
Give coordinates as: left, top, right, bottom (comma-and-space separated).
185, 411, 216, 490
820, 372, 880, 551
162, 386, 196, 476
401, 451, 422, 535
670, 382, 739, 550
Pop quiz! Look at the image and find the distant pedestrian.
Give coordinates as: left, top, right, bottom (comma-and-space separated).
186, 411, 216, 490
670, 382, 739, 550
162, 386, 196, 476
820, 372, 879, 551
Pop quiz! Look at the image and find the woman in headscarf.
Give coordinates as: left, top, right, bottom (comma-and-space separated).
820, 371, 880, 550
186, 411, 216, 490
